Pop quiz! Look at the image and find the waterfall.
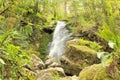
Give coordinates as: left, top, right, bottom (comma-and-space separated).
49, 21, 71, 61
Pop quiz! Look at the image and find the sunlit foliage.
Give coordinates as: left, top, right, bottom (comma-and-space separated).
0, 0, 120, 79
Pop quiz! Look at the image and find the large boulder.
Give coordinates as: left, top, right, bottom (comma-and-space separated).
78, 64, 120, 80
61, 39, 101, 75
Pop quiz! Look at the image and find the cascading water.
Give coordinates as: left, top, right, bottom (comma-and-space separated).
49, 21, 71, 62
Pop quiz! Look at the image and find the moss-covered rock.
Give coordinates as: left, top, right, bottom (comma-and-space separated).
61, 39, 101, 75
78, 64, 120, 80
19, 67, 36, 80
37, 73, 54, 80
29, 54, 45, 72
20, 54, 66, 80
36, 67, 65, 80
75, 28, 114, 52
61, 56, 82, 76
19, 54, 45, 80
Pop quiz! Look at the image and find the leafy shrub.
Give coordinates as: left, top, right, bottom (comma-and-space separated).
0, 20, 30, 79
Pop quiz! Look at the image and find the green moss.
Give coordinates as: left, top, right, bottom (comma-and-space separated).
37, 68, 65, 80
78, 64, 119, 80
64, 39, 101, 74
67, 38, 102, 51
78, 39, 102, 50
20, 67, 36, 80
52, 72, 61, 80
70, 44, 97, 55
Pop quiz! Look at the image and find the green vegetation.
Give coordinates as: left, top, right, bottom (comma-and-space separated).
79, 64, 120, 80
0, 0, 120, 79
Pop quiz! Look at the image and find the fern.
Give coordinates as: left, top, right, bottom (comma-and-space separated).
99, 22, 120, 51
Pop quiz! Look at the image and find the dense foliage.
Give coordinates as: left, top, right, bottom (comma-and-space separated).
0, 0, 120, 79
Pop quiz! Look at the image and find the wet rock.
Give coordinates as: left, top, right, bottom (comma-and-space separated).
36, 67, 65, 80
45, 57, 61, 68
43, 28, 53, 34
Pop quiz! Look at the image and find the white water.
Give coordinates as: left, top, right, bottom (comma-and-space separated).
49, 21, 71, 61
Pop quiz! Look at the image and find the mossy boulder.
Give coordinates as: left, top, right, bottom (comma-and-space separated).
61, 39, 101, 75
64, 44, 99, 65
78, 64, 120, 80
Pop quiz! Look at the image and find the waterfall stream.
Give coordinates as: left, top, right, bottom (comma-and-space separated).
49, 21, 71, 61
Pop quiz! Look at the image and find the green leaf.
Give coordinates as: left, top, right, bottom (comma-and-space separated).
97, 52, 105, 59
108, 41, 115, 49
0, 15, 4, 19
25, 25, 33, 36
18, 7, 27, 13
0, 58, 5, 64
36, 12, 43, 18
0, 0, 3, 3
101, 54, 113, 67
28, 9, 33, 13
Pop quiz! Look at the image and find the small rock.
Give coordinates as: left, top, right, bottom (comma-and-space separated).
30, 54, 45, 72
45, 57, 61, 68
36, 67, 65, 80
37, 73, 54, 80
19, 67, 36, 80
60, 75, 78, 80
